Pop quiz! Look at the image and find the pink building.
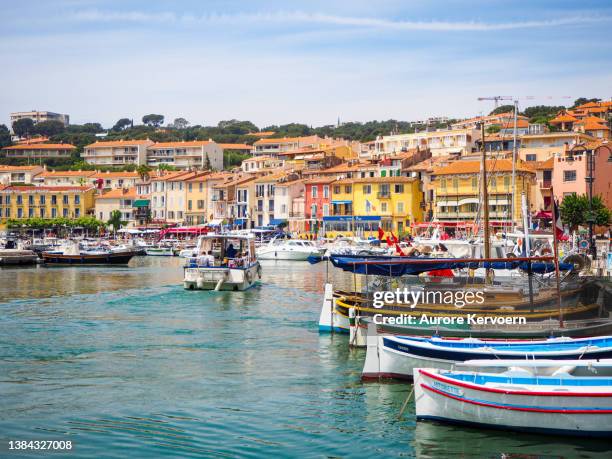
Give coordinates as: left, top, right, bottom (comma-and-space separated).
552, 142, 612, 208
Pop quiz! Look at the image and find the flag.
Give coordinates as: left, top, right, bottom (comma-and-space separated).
366, 199, 376, 212
377, 227, 385, 240
395, 243, 406, 256
553, 199, 564, 240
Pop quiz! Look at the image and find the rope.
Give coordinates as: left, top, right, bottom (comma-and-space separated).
398, 386, 415, 420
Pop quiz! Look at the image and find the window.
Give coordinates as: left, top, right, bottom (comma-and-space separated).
310, 204, 317, 217
39, 208, 45, 218
63, 195, 69, 205
188, 200, 192, 210
199, 183, 203, 192
323, 185, 329, 198
504, 176, 510, 187
4, 195, 9, 205
345, 185, 351, 193
394, 184, 404, 193
363, 184, 371, 194
564, 170, 576, 182
441, 178, 447, 189
381, 202, 388, 212
452, 178, 458, 188
490, 177, 497, 187
334, 186, 340, 194
74, 195, 80, 204
188, 183, 192, 192
268, 199, 274, 212
40, 195, 45, 205
472, 177, 478, 189
16, 195, 22, 205
379, 184, 390, 197
51, 208, 57, 218
17, 208, 23, 218
75, 208, 80, 217
28, 195, 34, 205
526, 154, 536, 161
51, 195, 57, 205
323, 204, 329, 216
397, 202, 404, 213
311, 186, 318, 198
63, 208, 68, 217
197, 200, 204, 209
28, 208, 34, 217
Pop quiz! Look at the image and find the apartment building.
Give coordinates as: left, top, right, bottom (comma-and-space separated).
241, 156, 285, 173
252, 135, 321, 157
451, 112, 529, 130
273, 178, 304, 224
0, 185, 95, 223
10, 110, 69, 126
328, 176, 423, 236
34, 170, 97, 187
150, 171, 194, 222
92, 171, 140, 190
0, 165, 44, 185
82, 140, 153, 166
519, 132, 595, 162
211, 175, 255, 223
1, 143, 75, 159
375, 128, 480, 157
95, 187, 138, 227
431, 159, 535, 227
304, 177, 335, 234
146, 141, 223, 170
552, 141, 612, 208
184, 172, 231, 225
234, 178, 257, 228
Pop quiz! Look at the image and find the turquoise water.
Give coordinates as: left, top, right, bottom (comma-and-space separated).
1, 258, 611, 458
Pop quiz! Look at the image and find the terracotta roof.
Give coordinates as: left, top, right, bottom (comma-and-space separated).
243, 155, 281, 162
0, 185, 94, 192
253, 135, 319, 146
97, 187, 137, 199
92, 171, 140, 178
549, 112, 579, 124
38, 170, 97, 177
334, 176, 417, 185
2, 143, 76, 150
186, 172, 231, 183
218, 143, 252, 150
151, 171, 194, 181
531, 157, 554, 170
149, 141, 214, 149
303, 177, 337, 184
404, 156, 452, 172
0, 165, 43, 171
249, 131, 276, 137
433, 159, 534, 175
254, 172, 290, 183
578, 120, 609, 131
86, 140, 153, 148
213, 175, 256, 188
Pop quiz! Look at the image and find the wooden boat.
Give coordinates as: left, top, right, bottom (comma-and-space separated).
414, 362, 612, 438
363, 334, 612, 380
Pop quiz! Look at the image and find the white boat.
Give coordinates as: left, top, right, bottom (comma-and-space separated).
145, 246, 175, 256
183, 234, 261, 291
414, 361, 612, 438
178, 246, 197, 258
256, 238, 325, 261
363, 334, 612, 380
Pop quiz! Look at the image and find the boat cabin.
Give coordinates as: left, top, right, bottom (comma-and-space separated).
191, 234, 256, 268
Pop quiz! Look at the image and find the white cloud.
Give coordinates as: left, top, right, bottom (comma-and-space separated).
66, 9, 612, 31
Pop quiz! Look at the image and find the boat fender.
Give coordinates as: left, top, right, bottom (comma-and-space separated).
257, 264, 262, 279
196, 278, 205, 289
246, 269, 254, 283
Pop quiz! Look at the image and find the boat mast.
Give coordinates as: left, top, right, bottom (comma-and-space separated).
480, 122, 491, 263
511, 100, 518, 233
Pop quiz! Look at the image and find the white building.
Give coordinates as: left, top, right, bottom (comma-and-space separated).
147, 141, 223, 170
375, 128, 480, 157
10, 110, 70, 126
82, 140, 153, 166
95, 187, 137, 227
252, 135, 320, 157
0, 165, 44, 185
273, 178, 304, 223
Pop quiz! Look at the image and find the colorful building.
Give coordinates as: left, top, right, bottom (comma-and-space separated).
82, 140, 154, 166
0, 165, 44, 185
95, 187, 138, 227
0, 185, 96, 224
303, 177, 335, 234
1, 143, 76, 160
146, 141, 223, 170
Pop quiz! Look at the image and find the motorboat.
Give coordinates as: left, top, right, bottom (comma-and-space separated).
414, 360, 612, 437
183, 234, 261, 291
42, 241, 136, 265
257, 237, 325, 261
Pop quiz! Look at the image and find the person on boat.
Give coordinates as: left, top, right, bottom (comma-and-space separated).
226, 244, 237, 259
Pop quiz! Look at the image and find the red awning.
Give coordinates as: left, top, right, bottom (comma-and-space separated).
533, 211, 552, 219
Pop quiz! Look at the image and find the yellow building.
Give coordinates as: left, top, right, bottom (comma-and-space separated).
431, 159, 535, 227
0, 185, 96, 225
185, 172, 231, 225
327, 176, 423, 237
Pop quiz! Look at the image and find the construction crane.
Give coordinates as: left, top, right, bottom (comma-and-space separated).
477, 96, 513, 109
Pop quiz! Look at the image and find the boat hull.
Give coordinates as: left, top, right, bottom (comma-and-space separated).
414, 368, 612, 438
42, 251, 136, 265
183, 263, 261, 291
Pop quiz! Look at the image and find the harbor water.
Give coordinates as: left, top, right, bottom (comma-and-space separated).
1, 258, 610, 458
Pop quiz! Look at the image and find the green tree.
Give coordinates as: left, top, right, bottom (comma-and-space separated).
486, 125, 501, 134
107, 209, 127, 233
172, 117, 190, 129
0, 124, 12, 148
571, 98, 601, 109
112, 118, 132, 131
142, 114, 164, 127
12, 118, 35, 137
33, 120, 65, 137
489, 105, 515, 115
137, 164, 152, 180
203, 153, 211, 170
560, 193, 611, 231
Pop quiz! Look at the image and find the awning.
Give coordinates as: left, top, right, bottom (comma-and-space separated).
133, 199, 150, 208
208, 219, 223, 226
332, 200, 352, 205
323, 216, 381, 222
234, 218, 247, 225
117, 228, 143, 234
489, 199, 509, 205
437, 200, 458, 207
457, 198, 479, 205
269, 219, 287, 226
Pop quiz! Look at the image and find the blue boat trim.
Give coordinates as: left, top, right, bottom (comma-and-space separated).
441, 371, 612, 387
318, 325, 349, 333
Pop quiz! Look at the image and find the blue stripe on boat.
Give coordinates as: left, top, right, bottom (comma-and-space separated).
440, 372, 612, 387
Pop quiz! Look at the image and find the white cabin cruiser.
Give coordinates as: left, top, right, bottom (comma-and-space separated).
183, 234, 261, 291
256, 238, 325, 261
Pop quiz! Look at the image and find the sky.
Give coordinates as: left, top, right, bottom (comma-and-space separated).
1, 0, 611, 129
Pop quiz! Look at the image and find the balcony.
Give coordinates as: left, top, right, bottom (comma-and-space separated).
289, 212, 304, 218
377, 191, 391, 199
540, 180, 552, 189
